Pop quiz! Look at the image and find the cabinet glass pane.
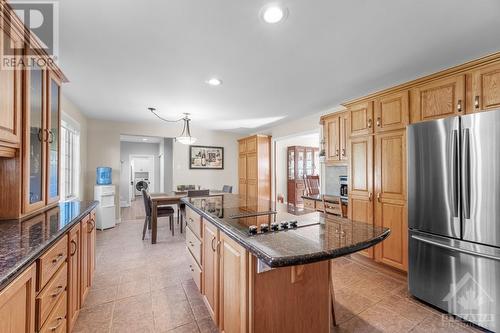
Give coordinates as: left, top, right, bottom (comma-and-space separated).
288, 150, 295, 180
29, 64, 43, 205
306, 151, 313, 175
48, 79, 60, 199
297, 151, 304, 179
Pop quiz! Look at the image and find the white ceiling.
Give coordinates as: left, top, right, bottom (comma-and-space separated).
58, 0, 500, 133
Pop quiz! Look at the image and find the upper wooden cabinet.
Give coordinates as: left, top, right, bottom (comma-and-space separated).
471, 62, 500, 112
0, 27, 22, 158
410, 75, 465, 123
348, 101, 373, 137
320, 111, 348, 164
374, 91, 409, 132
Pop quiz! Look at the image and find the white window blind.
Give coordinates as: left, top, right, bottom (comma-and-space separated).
61, 120, 80, 199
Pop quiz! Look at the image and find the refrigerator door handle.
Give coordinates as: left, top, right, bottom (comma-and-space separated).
461, 129, 471, 219
411, 235, 500, 262
452, 130, 459, 218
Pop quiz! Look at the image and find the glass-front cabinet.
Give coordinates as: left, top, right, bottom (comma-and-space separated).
286, 146, 319, 206
47, 75, 61, 204
24, 62, 46, 212
22, 58, 62, 214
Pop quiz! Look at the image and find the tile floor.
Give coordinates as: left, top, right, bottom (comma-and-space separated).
74, 201, 485, 333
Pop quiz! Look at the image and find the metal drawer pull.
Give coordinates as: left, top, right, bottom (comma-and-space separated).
50, 285, 64, 298
367, 119, 372, 128
52, 253, 64, 264
48, 316, 64, 331
457, 99, 462, 112
211, 237, 216, 252
376, 117, 381, 127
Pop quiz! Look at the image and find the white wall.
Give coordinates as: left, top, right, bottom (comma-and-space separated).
61, 95, 88, 200
275, 134, 320, 203
86, 119, 240, 217
119, 141, 161, 204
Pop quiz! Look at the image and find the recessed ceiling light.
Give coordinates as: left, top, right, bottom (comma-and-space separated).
206, 78, 222, 86
261, 5, 287, 24
142, 138, 148, 141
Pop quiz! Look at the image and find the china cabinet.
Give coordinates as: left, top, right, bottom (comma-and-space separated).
287, 146, 319, 205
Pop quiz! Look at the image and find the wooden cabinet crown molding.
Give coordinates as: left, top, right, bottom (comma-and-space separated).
342, 51, 500, 108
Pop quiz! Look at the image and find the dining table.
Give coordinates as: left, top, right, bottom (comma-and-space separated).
149, 191, 222, 244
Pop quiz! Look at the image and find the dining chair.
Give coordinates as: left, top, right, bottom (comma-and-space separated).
142, 189, 175, 239
322, 195, 343, 217
222, 185, 233, 193
305, 175, 320, 196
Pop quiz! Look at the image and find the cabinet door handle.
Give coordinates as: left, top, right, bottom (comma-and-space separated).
376, 117, 381, 127
368, 192, 373, 201
38, 129, 44, 142
367, 119, 373, 128
70, 240, 77, 256
474, 96, 480, 109
48, 130, 54, 143
377, 193, 381, 202
341, 148, 346, 157
88, 220, 95, 233
457, 99, 463, 113
211, 236, 216, 252
335, 149, 339, 156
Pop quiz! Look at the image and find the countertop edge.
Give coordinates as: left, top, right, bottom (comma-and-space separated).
182, 198, 390, 268
0, 201, 99, 292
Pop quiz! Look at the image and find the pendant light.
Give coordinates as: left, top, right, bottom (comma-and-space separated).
149, 108, 197, 145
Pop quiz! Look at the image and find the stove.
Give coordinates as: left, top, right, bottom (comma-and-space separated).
248, 220, 308, 235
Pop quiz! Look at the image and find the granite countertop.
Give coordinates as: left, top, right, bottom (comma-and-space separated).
302, 194, 324, 201
0, 200, 98, 291
182, 194, 390, 268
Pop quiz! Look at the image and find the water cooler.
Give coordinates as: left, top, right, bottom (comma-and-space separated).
94, 167, 116, 230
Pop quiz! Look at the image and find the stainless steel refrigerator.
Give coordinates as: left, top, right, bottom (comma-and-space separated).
408, 109, 500, 332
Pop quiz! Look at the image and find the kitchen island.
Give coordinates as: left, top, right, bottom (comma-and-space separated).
182, 194, 389, 333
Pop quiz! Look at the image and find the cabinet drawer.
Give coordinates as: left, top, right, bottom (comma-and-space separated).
316, 201, 324, 212
186, 226, 202, 266
36, 262, 67, 330
303, 199, 315, 210
37, 235, 68, 290
188, 251, 202, 292
185, 207, 202, 239
39, 291, 67, 333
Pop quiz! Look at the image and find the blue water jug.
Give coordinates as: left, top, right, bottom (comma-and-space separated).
96, 167, 112, 185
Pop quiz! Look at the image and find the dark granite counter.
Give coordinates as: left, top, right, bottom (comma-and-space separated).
182, 194, 389, 268
0, 200, 98, 291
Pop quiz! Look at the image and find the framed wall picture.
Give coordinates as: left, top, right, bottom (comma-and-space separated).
189, 145, 224, 169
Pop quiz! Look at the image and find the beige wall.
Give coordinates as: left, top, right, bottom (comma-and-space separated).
61, 95, 88, 200
86, 119, 241, 217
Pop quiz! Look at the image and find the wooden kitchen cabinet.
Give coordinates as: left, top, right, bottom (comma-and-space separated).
67, 223, 81, 332
374, 90, 409, 132
348, 135, 374, 258
0, 26, 22, 158
321, 111, 348, 164
202, 221, 219, 323
80, 215, 90, 305
471, 62, 500, 113
374, 130, 408, 271
0, 264, 36, 333
410, 75, 465, 122
349, 101, 373, 137
46, 74, 61, 205
219, 233, 248, 333
237, 135, 271, 209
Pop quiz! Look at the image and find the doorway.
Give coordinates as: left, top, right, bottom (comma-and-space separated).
272, 131, 321, 205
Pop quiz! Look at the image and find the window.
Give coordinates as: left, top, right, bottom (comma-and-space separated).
61, 119, 80, 199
